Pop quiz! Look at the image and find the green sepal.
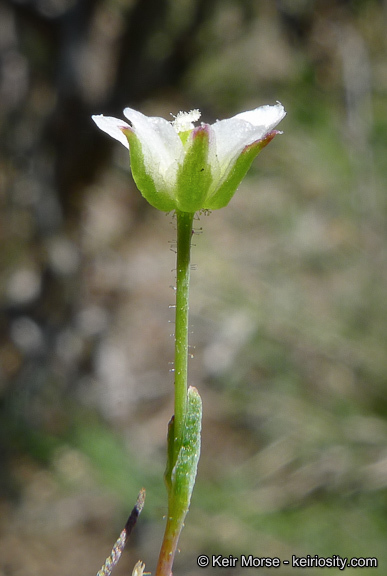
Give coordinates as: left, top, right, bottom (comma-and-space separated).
176, 127, 213, 213
123, 129, 176, 212
170, 386, 202, 513
205, 132, 277, 210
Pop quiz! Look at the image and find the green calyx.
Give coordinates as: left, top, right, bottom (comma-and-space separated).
124, 127, 276, 214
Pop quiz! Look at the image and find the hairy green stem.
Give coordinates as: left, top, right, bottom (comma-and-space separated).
173, 210, 194, 457
155, 210, 195, 576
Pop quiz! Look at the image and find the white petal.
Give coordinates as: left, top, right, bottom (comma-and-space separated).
211, 118, 255, 169
123, 108, 183, 184
233, 102, 286, 132
211, 103, 286, 176
92, 115, 130, 149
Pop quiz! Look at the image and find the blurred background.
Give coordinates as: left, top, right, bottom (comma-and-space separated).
1, 0, 387, 574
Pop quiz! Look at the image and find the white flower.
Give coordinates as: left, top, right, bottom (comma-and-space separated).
92, 103, 285, 212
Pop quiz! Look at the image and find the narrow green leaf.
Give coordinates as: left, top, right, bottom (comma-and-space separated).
164, 415, 175, 495
170, 386, 202, 513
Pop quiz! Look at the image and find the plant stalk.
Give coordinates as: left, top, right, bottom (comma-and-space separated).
155, 514, 183, 576
172, 210, 194, 457
155, 210, 195, 576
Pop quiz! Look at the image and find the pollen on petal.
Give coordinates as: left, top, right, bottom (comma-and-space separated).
172, 109, 201, 133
